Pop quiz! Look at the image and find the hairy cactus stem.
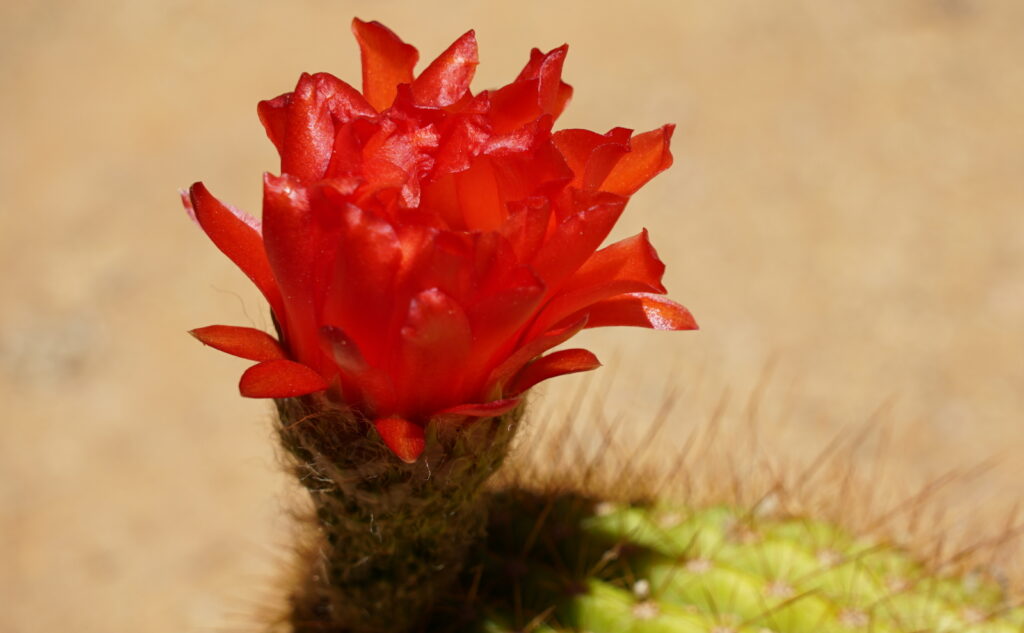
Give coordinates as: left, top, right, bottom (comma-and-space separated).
275, 396, 524, 633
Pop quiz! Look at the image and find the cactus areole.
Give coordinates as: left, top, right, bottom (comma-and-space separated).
184, 18, 695, 633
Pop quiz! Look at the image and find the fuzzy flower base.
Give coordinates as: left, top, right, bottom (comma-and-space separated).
276, 397, 523, 633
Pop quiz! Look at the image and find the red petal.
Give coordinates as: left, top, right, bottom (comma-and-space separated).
465, 266, 544, 354
527, 229, 667, 337
455, 157, 504, 231
561, 229, 667, 295
318, 325, 369, 374
352, 18, 419, 112
395, 288, 473, 416
188, 183, 284, 319
269, 73, 375, 181
530, 194, 626, 291
321, 202, 402, 365
600, 125, 675, 196
430, 116, 491, 179
502, 199, 552, 264
488, 45, 573, 134
318, 325, 396, 413
189, 325, 286, 361
488, 80, 543, 136
256, 93, 290, 156
239, 359, 328, 398
515, 45, 572, 120
508, 348, 600, 395
436, 397, 521, 417
579, 293, 697, 330
412, 30, 478, 107
261, 174, 326, 365
482, 118, 565, 190
374, 416, 425, 463
485, 315, 589, 392
552, 127, 632, 192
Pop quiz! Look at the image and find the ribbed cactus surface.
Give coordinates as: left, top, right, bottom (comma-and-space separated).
432, 490, 1022, 633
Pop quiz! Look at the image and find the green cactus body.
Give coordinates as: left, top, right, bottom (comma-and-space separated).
439, 490, 1022, 633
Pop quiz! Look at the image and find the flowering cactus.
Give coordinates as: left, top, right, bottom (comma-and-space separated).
185, 18, 695, 463
185, 19, 697, 633
182, 19, 1021, 633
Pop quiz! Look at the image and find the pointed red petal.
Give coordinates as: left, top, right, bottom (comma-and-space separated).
189, 325, 286, 361
411, 30, 478, 107
552, 127, 632, 191
352, 18, 419, 112
269, 73, 375, 181
436, 398, 521, 417
579, 293, 697, 330
530, 195, 626, 291
488, 45, 573, 134
256, 93, 290, 156
516, 45, 572, 120
561, 229, 667, 295
600, 125, 675, 196
261, 174, 323, 364
238, 359, 328, 398
374, 416, 425, 463
508, 348, 601, 395
188, 183, 284, 318
485, 315, 589, 392
527, 229, 667, 337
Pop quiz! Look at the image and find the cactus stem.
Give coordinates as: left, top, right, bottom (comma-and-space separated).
276, 397, 525, 633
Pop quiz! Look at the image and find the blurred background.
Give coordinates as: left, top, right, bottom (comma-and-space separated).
1, 1, 1022, 631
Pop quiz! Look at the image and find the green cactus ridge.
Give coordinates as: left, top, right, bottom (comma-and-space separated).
434, 490, 1022, 633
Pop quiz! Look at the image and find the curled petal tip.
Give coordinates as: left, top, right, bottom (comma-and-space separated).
180, 188, 197, 223
352, 17, 418, 111
509, 348, 601, 395
600, 125, 675, 196
583, 293, 697, 331
188, 182, 282, 318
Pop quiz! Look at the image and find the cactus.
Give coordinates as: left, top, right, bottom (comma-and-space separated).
425, 489, 1023, 633
185, 18, 695, 633
181, 17, 1022, 633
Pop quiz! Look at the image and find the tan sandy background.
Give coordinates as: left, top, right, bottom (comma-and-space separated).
2, 1, 1023, 631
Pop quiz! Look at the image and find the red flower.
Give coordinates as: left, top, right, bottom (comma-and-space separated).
185, 19, 696, 462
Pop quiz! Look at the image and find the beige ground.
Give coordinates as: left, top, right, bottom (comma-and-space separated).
2, 1, 1022, 631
